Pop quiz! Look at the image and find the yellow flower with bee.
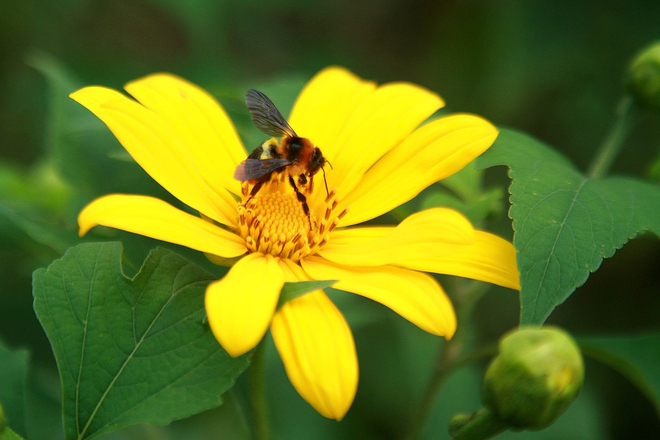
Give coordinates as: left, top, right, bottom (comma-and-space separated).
71, 67, 519, 420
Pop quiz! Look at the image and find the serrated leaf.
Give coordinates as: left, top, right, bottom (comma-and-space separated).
277, 280, 337, 309
580, 332, 660, 418
0, 341, 29, 437
477, 129, 660, 324
33, 242, 250, 440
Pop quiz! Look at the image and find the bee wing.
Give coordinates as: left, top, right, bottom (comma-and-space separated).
234, 158, 293, 181
245, 89, 297, 138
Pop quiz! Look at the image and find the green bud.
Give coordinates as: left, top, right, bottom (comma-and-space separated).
626, 41, 660, 109
482, 326, 584, 430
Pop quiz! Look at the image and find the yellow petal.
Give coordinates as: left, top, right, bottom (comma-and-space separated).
322, 226, 393, 248
321, 82, 444, 206
70, 86, 237, 226
288, 67, 444, 210
205, 254, 284, 357
319, 208, 474, 267
125, 74, 246, 196
288, 66, 376, 161
339, 114, 498, 226
400, 230, 521, 290
271, 260, 358, 420
78, 194, 246, 258
301, 257, 456, 338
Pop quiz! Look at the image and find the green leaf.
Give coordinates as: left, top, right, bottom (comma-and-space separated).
649, 155, 660, 181
26, 52, 168, 201
580, 332, 660, 418
0, 161, 78, 257
421, 164, 503, 225
277, 280, 337, 309
420, 188, 503, 226
0, 341, 29, 437
476, 129, 660, 324
33, 242, 250, 440
23, 367, 63, 440
0, 203, 75, 257
0, 427, 24, 440
439, 162, 489, 201
0, 326, 62, 440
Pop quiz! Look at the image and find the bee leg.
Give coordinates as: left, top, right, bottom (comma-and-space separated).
244, 178, 267, 206
298, 173, 314, 195
250, 179, 266, 198
289, 175, 312, 227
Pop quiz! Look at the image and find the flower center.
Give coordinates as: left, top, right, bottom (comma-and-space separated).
237, 178, 347, 261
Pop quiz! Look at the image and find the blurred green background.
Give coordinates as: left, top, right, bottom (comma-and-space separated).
1, 0, 659, 439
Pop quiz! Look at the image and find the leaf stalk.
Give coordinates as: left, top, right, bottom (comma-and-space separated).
587, 95, 639, 179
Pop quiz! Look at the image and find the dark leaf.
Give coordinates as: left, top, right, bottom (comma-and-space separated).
33, 242, 250, 439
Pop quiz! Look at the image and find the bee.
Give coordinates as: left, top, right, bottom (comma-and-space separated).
234, 89, 330, 223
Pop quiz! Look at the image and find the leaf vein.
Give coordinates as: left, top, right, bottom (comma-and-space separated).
529, 178, 588, 321
77, 262, 189, 439
75, 243, 105, 438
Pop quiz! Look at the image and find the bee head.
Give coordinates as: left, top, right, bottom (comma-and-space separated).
308, 147, 327, 176
310, 147, 332, 197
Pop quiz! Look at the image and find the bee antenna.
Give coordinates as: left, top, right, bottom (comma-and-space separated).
321, 165, 330, 197
325, 159, 333, 170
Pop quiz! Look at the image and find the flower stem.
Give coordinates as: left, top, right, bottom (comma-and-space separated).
586, 95, 639, 179
249, 340, 270, 440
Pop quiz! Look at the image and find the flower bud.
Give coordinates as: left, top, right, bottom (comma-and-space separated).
482, 326, 584, 430
626, 41, 660, 110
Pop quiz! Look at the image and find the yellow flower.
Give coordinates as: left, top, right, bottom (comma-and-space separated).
71, 67, 520, 421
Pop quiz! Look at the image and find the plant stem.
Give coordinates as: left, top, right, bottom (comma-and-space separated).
587, 95, 638, 179
249, 341, 270, 440
403, 281, 491, 440
403, 336, 459, 440
449, 408, 508, 440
